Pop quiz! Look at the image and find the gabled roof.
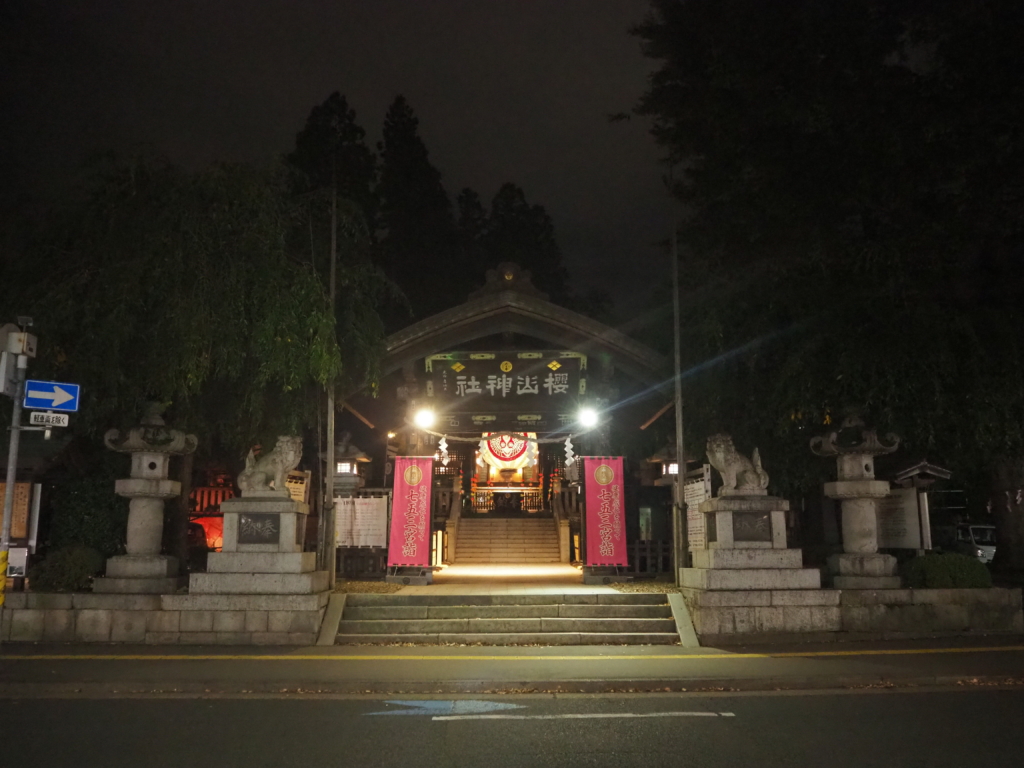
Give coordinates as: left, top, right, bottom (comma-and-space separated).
382, 263, 668, 387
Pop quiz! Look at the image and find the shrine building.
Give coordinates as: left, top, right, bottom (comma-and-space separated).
339, 262, 670, 576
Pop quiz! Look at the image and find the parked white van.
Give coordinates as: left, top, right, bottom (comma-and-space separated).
956, 524, 996, 564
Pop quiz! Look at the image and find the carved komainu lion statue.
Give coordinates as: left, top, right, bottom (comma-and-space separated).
706, 434, 769, 496
238, 435, 303, 497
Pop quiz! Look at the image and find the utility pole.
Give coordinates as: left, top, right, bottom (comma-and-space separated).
671, 225, 689, 586
324, 186, 338, 588
1, 318, 34, 640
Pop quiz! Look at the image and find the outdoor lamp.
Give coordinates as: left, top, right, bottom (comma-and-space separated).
413, 408, 436, 429
577, 407, 599, 429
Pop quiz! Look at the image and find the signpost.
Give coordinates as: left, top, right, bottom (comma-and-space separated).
29, 412, 70, 428
1, 319, 36, 624
24, 380, 80, 412
1, 320, 78, 644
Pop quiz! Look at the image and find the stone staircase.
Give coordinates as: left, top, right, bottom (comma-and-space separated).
455, 517, 560, 564
335, 593, 679, 645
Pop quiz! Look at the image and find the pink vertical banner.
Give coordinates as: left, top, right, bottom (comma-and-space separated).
583, 456, 628, 566
387, 456, 433, 567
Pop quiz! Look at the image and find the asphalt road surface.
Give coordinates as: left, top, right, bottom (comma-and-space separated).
2, 689, 1022, 768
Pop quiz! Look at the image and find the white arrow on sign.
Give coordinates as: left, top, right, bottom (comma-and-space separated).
25, 384, 75, 407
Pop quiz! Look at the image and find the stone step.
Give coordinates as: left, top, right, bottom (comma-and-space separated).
456, 542, 559, 547
345, 593, 668, 607
691, 548, 803, 570
457, 541, 557, 546
336, 632, 679, 645
457, 535, 556, 541
456, 548, 559, 553
189, 570, 330, 595
206, 551, 316, 574
680, 567, 822, 591
337, 617, 677, 635
345, 604, 673, 620
455, 558, 561, 564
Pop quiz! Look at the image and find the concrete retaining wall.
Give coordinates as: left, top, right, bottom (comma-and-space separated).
0, 591, 329, 645
682, 587, 1023, 641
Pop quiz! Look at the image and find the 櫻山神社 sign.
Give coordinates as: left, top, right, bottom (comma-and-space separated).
425, 351, 585, 431
583, 456, 627, 567
387, 457, 433, 567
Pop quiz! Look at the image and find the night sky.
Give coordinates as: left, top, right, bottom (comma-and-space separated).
1, 0, 670, 313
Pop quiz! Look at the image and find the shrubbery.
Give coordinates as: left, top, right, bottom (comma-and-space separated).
27, 545, 105, 592
47, 456, 130, 558
902, 553, 992, 589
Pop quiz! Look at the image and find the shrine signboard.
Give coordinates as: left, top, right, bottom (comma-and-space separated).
425, 351, 585, 432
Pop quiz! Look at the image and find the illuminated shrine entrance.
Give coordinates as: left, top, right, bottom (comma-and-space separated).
374, 262, 669, 572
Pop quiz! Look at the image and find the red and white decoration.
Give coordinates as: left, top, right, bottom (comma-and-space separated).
477, 432, 538, 470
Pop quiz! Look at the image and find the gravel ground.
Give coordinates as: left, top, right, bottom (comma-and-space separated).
334, 579, 404, 594
610, 580, 679, 593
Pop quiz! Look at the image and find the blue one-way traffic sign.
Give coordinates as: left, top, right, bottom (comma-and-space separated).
24, 380, 80, 412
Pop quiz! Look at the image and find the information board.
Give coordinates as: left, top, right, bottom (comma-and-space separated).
684, 465, 711, 550
0, 482, 31, 539
285, 470, 311, 505
336, 496, 389, 548
878, 487, 923, 549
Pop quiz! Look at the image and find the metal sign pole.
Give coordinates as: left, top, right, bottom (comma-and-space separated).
0, 354, 28, 626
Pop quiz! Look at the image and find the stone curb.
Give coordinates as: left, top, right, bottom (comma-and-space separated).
1, 674, 1022, 698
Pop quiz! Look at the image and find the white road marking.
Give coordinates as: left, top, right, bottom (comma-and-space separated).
433, 711, 734, 721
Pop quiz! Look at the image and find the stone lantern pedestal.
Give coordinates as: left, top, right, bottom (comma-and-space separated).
93, 404, 198, 594
812, 416, 901, 589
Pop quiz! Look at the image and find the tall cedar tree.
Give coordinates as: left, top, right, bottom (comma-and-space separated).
377, 96, 461, 319
287, 92, 377, 231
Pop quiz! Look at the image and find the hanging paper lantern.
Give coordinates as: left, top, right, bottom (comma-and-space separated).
479, 432, 537, 470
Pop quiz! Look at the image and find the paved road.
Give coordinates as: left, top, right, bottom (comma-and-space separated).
2, 637, 1024, 694
2, 689, 1022, 767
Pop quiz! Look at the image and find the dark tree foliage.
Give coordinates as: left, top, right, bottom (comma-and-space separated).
377, 95, 460, 319
1, 155, 386, 459
482, 183, 569, 303
633, 0, 1024, 569
287, 92, 378, 230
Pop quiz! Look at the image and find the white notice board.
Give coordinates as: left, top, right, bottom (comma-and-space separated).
877, 487, 923, 549
684, 464, 711, 550
335, 496, 389, 548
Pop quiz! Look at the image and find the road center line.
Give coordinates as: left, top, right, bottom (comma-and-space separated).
433, 711, 734, 721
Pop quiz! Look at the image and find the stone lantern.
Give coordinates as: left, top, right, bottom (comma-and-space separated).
323, 431, 370, 498
811, 414, 901, 588
94, 402, 198, 594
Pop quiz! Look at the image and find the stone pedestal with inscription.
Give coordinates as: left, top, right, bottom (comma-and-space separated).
173, 437, 331, 643
679, 435, 838, 638
187, 497, 327, 595
681, 496, 822, 591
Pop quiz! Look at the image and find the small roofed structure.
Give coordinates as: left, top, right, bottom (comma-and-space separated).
893, 459, 952, 489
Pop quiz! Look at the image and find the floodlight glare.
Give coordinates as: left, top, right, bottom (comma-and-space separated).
413, 408, 436, 429
577, 407, 599, 428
